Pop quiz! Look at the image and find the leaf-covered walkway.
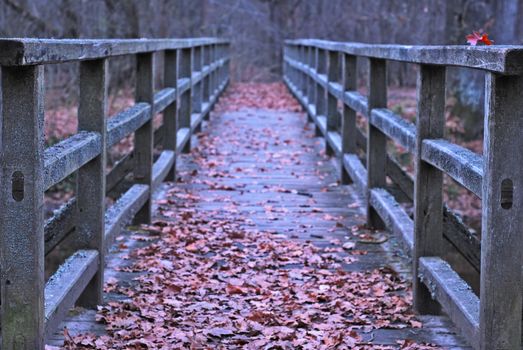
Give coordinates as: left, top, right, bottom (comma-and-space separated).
49, 84, 470, 349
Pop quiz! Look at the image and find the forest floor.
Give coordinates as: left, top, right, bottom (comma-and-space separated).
48, 83, 470, 349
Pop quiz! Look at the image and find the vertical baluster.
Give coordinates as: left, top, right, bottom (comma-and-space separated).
134, 53, 155, 223
306, 46, 314, 122
163, 49, 178, 181
366, 58, 387, 228
315, 48, 326, 136
76, 59, 108, 308
341, 54, 357, 184
326, 50, 339, 155
192, 46, 202, 132
413, 64, 445, 314
179, 47, 192, 153
224, 43, 230, 86
479, 72, 523, 350
203, 45, 211, 119
0, 65, 45, 349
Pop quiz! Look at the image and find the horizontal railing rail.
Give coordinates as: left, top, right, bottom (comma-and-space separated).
283, 39, 523, 350
0, 37, 230, 349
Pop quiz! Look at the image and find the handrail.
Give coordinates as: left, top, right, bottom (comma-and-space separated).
285, 39, 523, 74
0, 37, 229, 65
284, 39, 523, 350
0, 37, 230, 349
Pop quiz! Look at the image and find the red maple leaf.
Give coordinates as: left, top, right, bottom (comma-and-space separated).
466, 31, 493, 46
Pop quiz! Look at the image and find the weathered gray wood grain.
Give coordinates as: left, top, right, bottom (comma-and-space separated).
76, 58, 107, 308
162, 50, 178, 181
421, 139, 483, 198
413, 64, 446, 314
44, 250, 99, 340
179, 48, 192, 153
479, 72, 523, 350
107, 103, 151, 147
105, 184, 149, 246
341, 53, 357, 185
43, 131, 102, 190
370, 108, 416, 153
285, 39, 523, 74
418, 257, 479, 349
0, 64, 45, 349
366, 58, 387, 228
133, 53, 154, 224
0, 38, 229, 66
370, 188, 414, 253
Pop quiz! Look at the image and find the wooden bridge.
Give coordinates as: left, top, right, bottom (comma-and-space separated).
0, 37, 522, 349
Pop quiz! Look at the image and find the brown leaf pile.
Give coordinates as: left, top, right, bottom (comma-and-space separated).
62, 84, 441, 349
214, 83, 302, 112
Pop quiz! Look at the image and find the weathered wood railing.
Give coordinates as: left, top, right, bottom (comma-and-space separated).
0, 38, 230, 349
283, 39, 523, 350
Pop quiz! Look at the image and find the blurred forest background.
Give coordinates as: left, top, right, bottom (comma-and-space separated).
1, 0, 521, 127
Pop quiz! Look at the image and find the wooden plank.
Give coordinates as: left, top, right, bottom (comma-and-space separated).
414, 64, 446, 314
45, 198, 76, 255
133, 52, 154, 223
443, 206, 481, 272
422, 139, 483, 198
0, 64, 45, 349
153, 87, 176, 113
370, 108, 416, 153
0, 38, 230, 66
386, 156, 414, 201
343, 154, 368, 192
326, 131, 342, 156
107, 103, 150, 147
370, 188, 414, 252
326, 50, 339, 136
285, 39, 523, 74
179, 48, 192, 153
479, 72, 523, 349
192, 46, 203, 114
76, 58, 108, 308
43, 131, 102, 190
162, 49, 178, 181
366, 58, 387, 228
105, 184, 149, 246
176, 127, 191, 154
341, 53, 357, 184
418, 257, 479, 349
44, 250, 99, 340
152, 150, 176, 188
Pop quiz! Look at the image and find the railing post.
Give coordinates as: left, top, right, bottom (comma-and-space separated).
134, 53, 155, 223
163, 49, 178, 181
326, 49, 339, 155
202, 45, 211, 118
341, 54, 357, 184
179, 47, 192, 153
192, 46, 202, 132
0, 65, 45, 349
413, 64, 445, 314
76, 59, 108, 308
479, 72, 523, 350
306, 46, 315, 121
315, 48, 326, 136
366, 58, 387, 228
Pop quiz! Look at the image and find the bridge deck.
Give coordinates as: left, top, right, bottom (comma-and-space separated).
47, 85, 470, 349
